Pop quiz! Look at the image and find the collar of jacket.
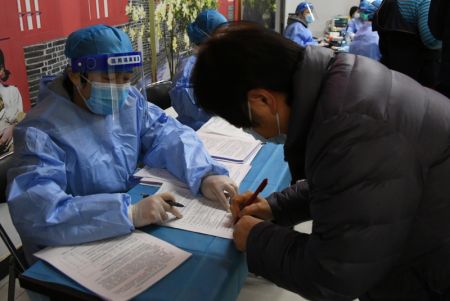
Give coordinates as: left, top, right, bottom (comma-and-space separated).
284, 46, 335, 180
287, 15, 308, 28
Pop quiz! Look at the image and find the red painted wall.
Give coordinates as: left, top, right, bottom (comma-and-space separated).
0, 0, 128, 111
217, 0, 240, 21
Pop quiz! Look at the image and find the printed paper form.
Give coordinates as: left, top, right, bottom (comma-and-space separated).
157, 182, 234, 239
34, 231, 191, 301
198, 116, 256, 140
197, 132, 262, 163
135, 162, 251, 187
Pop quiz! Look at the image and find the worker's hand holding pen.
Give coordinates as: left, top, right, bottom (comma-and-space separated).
128, 192, 183, 228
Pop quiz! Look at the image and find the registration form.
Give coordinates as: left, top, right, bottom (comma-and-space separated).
34, 231, 191, 301
158, 182, 234, 239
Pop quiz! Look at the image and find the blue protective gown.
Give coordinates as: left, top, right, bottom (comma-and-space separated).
283, 18, 318, 48
347, 18, 365, 34
7, 76, 227, 262
349, 21, 381, 61
169, 55, 211, 130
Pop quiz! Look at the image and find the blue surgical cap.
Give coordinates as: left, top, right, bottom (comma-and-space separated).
359, 0, 377, 17
65, 24, 133, 59
187, 9, 227, 45
296, 2, 314, 14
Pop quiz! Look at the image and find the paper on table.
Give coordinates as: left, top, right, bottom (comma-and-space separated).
198, 116, 256, 140
220, 161, 251, 186
135, 162, 251, 187
134, 167, 188, 188
158, 182, 234, 239
197, 132, 262, 163
34, 231, 191, 301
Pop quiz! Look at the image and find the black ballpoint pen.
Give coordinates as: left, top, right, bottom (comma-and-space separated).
140, 193, 184, 207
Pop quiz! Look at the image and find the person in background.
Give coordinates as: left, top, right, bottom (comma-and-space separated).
346, 6, 363, 40
373, 0, 442, 87
283, 2, 318, 48
169, 9, 227, 130
7, 24, 237, 264
348, 0, 381, 61
0, 49, 25, 154
192, 22, 450, 300
429, 0, 450, 97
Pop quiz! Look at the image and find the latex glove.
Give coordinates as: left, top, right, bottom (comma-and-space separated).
201, 175, 238, 211
128, 192, 182, 228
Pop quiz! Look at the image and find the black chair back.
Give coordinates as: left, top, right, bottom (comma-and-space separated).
0, 152, 14, 204
146, 80, 173, 110
0, 151, 27, 301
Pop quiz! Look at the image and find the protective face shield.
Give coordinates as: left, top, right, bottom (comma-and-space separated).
71, 51, 146, 117
296, 2, 316, 24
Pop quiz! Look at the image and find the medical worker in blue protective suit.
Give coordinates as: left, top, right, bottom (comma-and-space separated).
6, 24, 237, 264
347, 0, 382, 40
348, 0, 381, 61
169, 9, 227, 130
347, 7, 364, 40
283, 2, 318, 48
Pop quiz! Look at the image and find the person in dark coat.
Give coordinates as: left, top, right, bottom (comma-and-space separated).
373, 0, 442, 88
429, 0, 450, 97
192, 22, 450, 300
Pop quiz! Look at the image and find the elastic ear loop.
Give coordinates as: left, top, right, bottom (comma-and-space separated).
74, 84, 87, 103
276, 112, 281, 135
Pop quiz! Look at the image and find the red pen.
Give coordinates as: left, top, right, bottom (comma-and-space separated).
239, 178, 268, 210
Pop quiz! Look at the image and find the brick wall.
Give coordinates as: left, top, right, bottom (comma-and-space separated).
24, 39, 68, 106
22, 1, 190, 106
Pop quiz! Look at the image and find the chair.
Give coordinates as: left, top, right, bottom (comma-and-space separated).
0, 152, 28, 301
145, 80, 173, 110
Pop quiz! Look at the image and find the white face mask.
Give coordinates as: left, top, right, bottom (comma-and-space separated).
246, 102, 286, 144
353, 12, 360, 19
269, 112, 287, 144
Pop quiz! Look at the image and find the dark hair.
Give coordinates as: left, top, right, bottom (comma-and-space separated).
62, 67, 88, 101
349, 6, 359, 18
0, 49, 11, 82
192, 22, 304, 128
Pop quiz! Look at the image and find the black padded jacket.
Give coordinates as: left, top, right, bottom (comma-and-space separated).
246, 46, 450, 301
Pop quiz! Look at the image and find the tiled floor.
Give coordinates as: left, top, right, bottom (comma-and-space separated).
0, 277, 30, 301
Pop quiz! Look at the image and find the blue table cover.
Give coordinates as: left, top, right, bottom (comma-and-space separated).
22, 143, 291, 301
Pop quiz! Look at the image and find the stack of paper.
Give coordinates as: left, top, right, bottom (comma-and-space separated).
196, 132, 262, 164
35, 231, 191, 301
135, 162, 251, 188
197, 117, 256, 139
